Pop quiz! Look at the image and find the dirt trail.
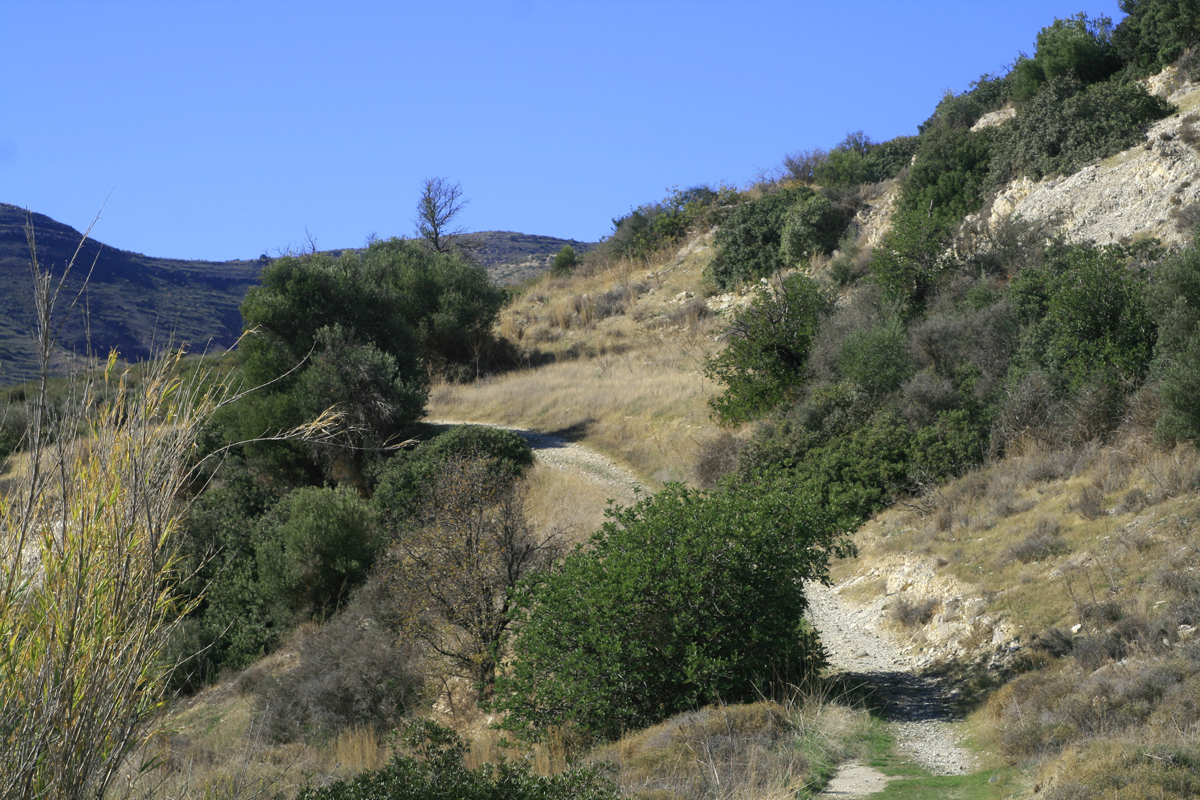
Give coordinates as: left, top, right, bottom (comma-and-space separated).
431, 421, 976, 794
807, 581, 977, 795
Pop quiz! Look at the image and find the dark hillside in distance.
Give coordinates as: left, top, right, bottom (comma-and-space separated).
469, 231, 596, 285
0, 203, 263, 385
0, 206, 597, 384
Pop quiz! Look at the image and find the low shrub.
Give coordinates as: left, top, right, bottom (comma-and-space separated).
296, 719, 618, 800
891, 595, 938, 627
1006, 519, 1069, 563
255, 580, 422, 743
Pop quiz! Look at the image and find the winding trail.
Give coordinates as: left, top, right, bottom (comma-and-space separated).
807, 581, 977, 794
431, 420, 977, 793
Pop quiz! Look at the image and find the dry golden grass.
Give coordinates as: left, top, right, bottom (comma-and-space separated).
587, 698, 871, 800
431, 231, 739, 485
837, 430, 1200, 642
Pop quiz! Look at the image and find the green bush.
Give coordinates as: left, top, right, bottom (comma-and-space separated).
372, 424, 534, 524
1151, 232, 1200, 440
869, 208, 953, 310
552, 244, 578, 275
1011, 13, 1119, 102
258, 485, 382, 626
1011, 244, 1155, 394
228, 237, 505, 486
992, 74, 1174, 182
1113, 0, 1200, 75
491, 483, 851, 743
704, 273, 831, 424
297, 719, 618, 800
811, 132, 920, 187
901, 124, 996, 227
708, 187, 845, 289
779, 193, 844, 266
836, 317, 914, 397
606, 186, 734, 261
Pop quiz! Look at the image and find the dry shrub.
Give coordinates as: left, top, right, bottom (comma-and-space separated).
693, 432, 743, 488
254, 579, 423, 743
1116, 487, 1147, 514
1006, 518, 1069, 564
664, 297, 712, 331
890, 595, 938, 627
1077, 484, 1106, 520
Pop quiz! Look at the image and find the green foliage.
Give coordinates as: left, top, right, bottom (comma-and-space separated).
836, 317, 914, 397
708, 187, 845, 289
373, 425, 534, 524
807, 132, 920, 188
992, 74, 1174, 181
779, 193, 844, 265
1012, 244, 1155, 394
492, 483, 851, 743
173, 464, 281, 685
1012, 13, 1119, 102
921, 74, 1012, 132
258, 486, 382, 626
607, 186, 735, 261
1114, 0, 1200, 75
901, 124, 996, 227
869, 208, 953, 310
704, 274, 831, 423
229, 237, 504, 485
297, 719, 618, 800
1151, 232, 1200, 440
552, 244, 578, 276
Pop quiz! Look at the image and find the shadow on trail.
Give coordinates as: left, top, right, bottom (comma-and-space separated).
827, 670, 961, 723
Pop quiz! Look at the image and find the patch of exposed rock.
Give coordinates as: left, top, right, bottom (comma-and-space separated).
987, 77, 1200, 249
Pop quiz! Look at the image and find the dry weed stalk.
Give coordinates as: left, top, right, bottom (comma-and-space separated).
0, 213, 337, 799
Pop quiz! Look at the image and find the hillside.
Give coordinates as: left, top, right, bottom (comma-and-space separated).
0, 206, 594, 384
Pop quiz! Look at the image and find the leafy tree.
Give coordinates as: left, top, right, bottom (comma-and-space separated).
387, 455, 560, 698
552, 244, 578, 275
1012, 13, 1120, 101
780, 192, 844, 265
229, 238, 504, 485
1113, 0, 1200, 75
491, 483, 852, 743
704, 273, 831, 423
258, 486, 382, 626
901, 125, 995, 228
836, 317, 914, 397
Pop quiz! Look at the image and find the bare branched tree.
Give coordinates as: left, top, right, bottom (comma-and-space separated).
415, 176, 468, 253
387, 454, 562, 702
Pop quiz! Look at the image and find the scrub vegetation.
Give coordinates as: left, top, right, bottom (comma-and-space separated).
4, 3, 1200, 798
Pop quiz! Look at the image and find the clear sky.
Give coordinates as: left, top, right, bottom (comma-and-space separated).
2, 0, 1124, 262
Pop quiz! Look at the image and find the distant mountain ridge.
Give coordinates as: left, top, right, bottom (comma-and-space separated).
0, 204, 596, 385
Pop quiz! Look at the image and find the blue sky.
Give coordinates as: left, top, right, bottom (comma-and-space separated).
2, 0, 1124, 262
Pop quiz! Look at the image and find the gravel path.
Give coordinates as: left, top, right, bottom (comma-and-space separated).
807, 580, 977, 787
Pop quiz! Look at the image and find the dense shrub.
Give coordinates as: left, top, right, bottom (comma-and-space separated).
492, 483, 851, 743
835, 317, 914, 397
708, 187, 846, 289
1113, 0, 1200, 75
257, 485, 382, 627
372, 424, 534, 524
552, 244, 578, 275
1151, 231, 1200, 441
704, 273, 831, 423
920, 74, 1011, 132
810, 132, 920, 188
868, 208, 954, 310
606, 185, 735, 261
228, 237, 505, 485
992, 74, 1174, 182
1011, 244, 1155, 394
779, 193, 844, 265
297, 719, 618, 800
1011, 13, 1119, 102
900, 124, 996, 228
